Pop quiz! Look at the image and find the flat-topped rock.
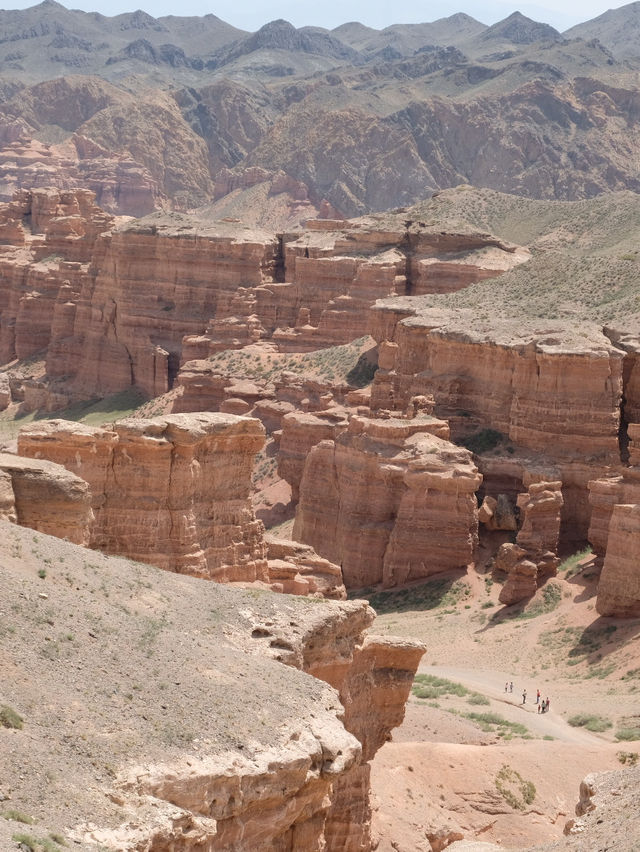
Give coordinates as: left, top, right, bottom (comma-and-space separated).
293, 418, 481, 589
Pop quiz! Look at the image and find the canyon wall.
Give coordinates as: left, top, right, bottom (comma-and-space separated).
369, 300, 625, 539
293, 414, 481, 589
18, 413, 346, 598
0, 192, 527, 409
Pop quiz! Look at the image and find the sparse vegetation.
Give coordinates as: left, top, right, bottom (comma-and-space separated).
558, 547, 592, 578
617, 751, 639, 766
567, 714, 612, 732
2, 810, 34, 824
0, 704, 23, 730
495, 765, 536, 810
464, 712, 531, 739
615, 727, 640, 742
361, 578, 471, 614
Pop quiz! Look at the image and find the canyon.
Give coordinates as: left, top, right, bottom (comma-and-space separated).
1, 4, 640, 849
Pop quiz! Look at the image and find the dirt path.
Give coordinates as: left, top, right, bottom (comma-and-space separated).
424, 664, 603, 745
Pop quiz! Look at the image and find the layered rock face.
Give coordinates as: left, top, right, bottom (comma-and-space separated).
293, 414, 480, 589
498, 479, 563, 604
595, 504, 640, 617
588, 422, 640, 616
19, 413, 268, 580
18, 413, 346, 598
370, 301, 624, 538
0, 188, 114, 367
48, 216, 280, 400
0, 452, 92, 544
247, 599, 425, 851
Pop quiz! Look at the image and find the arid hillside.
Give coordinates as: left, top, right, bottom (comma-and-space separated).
0, 4, 640, 216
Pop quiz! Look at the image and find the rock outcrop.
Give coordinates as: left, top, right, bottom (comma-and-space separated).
18, 413, 346, 598
0, 521, 424, 852
293, 414, 481, 589
370, 301, 624, 539
595, 503, 640, 617
0, 451, 92, 544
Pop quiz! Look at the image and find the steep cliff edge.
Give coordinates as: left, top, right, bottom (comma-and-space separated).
0, 522, 423, 851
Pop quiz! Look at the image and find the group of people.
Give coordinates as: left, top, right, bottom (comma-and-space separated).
504, 682, 551, 712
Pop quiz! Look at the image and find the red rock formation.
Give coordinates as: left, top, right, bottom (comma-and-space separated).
19, 413, 268, 581
18, 413, 346, 598
49, 217, 280, 399
588, 468, 640, 557
596, 503, 640, 617
0, 131, 159, 216
247, 598, 425, 851
293, 415, 480, 589
278, 409, 350, 501
0, 451, 92, 545
370, 302, 624, 539
516, 479, 563, 575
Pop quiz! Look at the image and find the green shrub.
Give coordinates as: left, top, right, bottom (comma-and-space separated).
467, 693, 490, 706
0, 705, 23, 730
495, 765, 536, 810
617, 751, 639, 765
461, 428, 503, 455
615, 727, 640, 742
2, 810, 34, 824
412, 674, 469, 699
567, 714, 612, 732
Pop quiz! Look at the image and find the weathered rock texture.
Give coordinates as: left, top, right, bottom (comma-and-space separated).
0, 451, 92, 544
247, 599, 425, 850
595, 503, 640, 617
18, 413, 346, 598
370, 301, 625, 539
293, 414, 481, 589
0, 522, 423, 852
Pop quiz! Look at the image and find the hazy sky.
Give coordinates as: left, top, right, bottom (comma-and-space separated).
10, 0, 634, 32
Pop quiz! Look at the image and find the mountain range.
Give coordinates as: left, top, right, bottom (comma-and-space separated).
0, 1, 639, 218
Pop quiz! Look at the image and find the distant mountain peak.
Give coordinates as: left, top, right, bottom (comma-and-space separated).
483, 10, 561, 44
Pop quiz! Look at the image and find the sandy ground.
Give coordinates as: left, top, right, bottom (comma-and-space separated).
369, 560, 640, 851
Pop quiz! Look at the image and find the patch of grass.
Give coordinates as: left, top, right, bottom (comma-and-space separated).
11, 834, 63, 852
467, 693, 490, 706
567, 714, 612, 732
615, 727, 640, 742
557, 547, 592, 577
0, 704, 23, 730
360, 577, 471, 614
495, 765, 536, 810
513, 582, 562, 621
2, 810, 34, 824
465, 711, 531, 738
412, 674, 469, 699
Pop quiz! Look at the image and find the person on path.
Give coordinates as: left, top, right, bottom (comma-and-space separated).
537, 702, 541, 714
536, 689, 540, 704
546, 696, 550, 711
510, 682, 513, 693
505, 682, 508, 693
541, 700, 547, 713
522, 689, 527, 704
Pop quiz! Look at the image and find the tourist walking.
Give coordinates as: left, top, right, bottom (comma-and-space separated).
522, 688, 527, 704
505, 682, 508, 693
509, 682, 513, 693
536, 689, 540, 704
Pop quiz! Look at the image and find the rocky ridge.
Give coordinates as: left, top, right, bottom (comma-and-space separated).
0, 520, 424, 850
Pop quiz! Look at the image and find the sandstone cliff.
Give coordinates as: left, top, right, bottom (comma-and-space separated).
369, 301, 625, 540
293, 414, 480, 589
0, 522, 424, 851
0, 451, 92, 545
18, 413, 346, 599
